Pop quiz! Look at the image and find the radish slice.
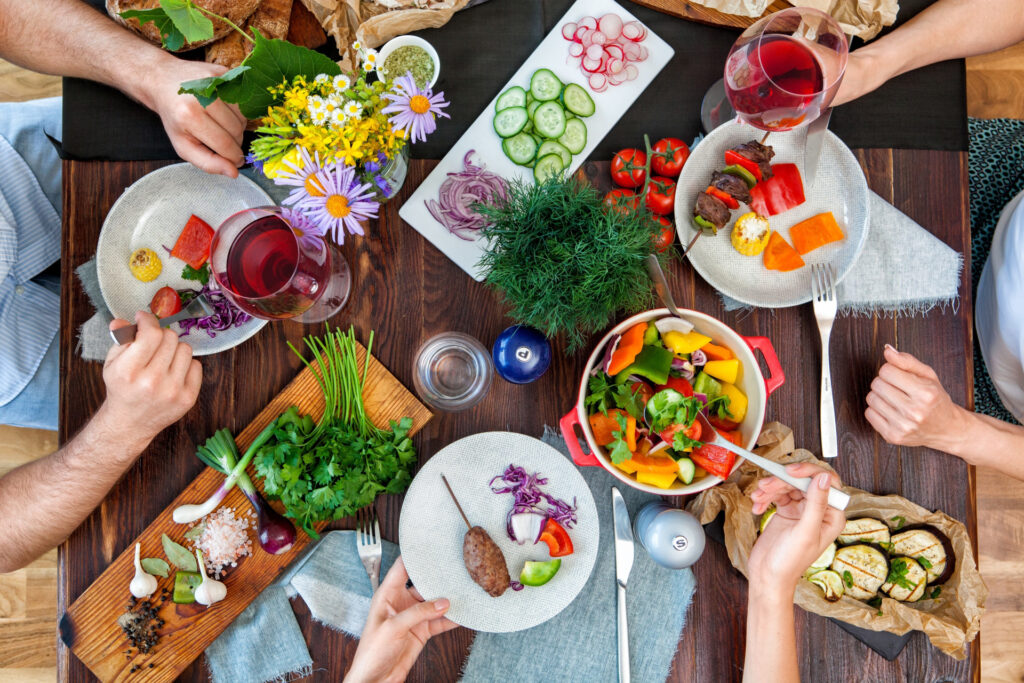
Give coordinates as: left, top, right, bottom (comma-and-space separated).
581, 56, 601, 72
592, 82, 608, 94
625, 64, 639, 80
574, 25, 589, 42
597, 54, 608, 72
578, 15, 597, 30
637, 45, 649, 60
622, 21, 642, 41
568, 42, 583, 57
605, 44, 624, 61
608, 70, 626, 86
585, 44, 603, 60
580, 30, 594, 47
599, 13, 623, 40
608, 58, 623, 74
591, 30, 607, 45
589, 73, 607, 90
622, 42, 641, 60
566, 54, 582, 69
562, 22, 577, 41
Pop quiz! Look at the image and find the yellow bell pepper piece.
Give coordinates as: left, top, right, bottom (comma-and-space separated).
703, 359, 740, 384
636, 470, 680, 489
720, 382, 748, 422
614, 458, 640, 475
663, 331, 712, 356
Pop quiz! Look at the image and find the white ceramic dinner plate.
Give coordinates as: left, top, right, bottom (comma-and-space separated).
675, 120, 870, 308
399, 0, 674, 281
96, 163, 271, 356
399, 432, 599, 633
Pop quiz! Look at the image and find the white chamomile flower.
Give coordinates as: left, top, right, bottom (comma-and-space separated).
352, 41, 362, 52
307, 95, 325, 115
362, 49, 378, 71
330, 109, 346, 128
343, 100, 363, 118
314, 74, 329, 86
327, 92, 344, 108
310, 108, 328, 126
332, 74, 351, 92
323, 97, 339, 115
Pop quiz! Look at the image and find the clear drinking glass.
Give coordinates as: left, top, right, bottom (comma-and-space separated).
413, 332, 493, 411
210, 206, 351, 323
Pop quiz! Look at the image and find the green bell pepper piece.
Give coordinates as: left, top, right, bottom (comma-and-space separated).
692, 213, 719, 236
643, 321, 660, 346
615, 344, 674, 385
722, 163, 757, 188
692, 371, 722, 400
519, 559, 562, 587
172, 571, 201, 604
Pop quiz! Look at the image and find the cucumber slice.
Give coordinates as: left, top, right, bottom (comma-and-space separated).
532, 101, 567, 139
527, 99, 542, 119
526, 91, 535, 106
561, 83, 595, 117
558, 118, 587, 155
675, 456, 696, 485
533, 153, 564, 183
530, 68, 562, 101
502, 132, 538, 165
495, 86, 527, 112
537, 140, 571, 168
492, 107, 528, 138
523, 120, 534, 135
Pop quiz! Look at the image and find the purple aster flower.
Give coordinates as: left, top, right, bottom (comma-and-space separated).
273, 147, 326, 207
280, 207, 327, 253
295, 162, 379, 244
245, 151, 264, 175
381, 74, 450, 143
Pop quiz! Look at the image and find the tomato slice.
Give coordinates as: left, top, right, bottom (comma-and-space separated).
691, 443, 737, 479
658, 419, 701, 446
657, 376, 694, 397
149, 286, 183, 319
171, 215, 214, 269
538, 518, 574, 557
708, 414, 741, 432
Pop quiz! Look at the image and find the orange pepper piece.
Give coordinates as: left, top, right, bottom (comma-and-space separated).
717, 429, 742, 446
630, 450, 679, 474
588, 409, 636, 450
763, 232, 805, 272
700, 342, 734, 361
789, 211, 845, 255
607, 322, 648, 376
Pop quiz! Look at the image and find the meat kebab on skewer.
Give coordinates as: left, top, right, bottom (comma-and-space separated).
442, 474, 511, 598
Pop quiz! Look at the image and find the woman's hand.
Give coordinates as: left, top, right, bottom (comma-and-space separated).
344, 557, 458, 683
748, 463, 846, 594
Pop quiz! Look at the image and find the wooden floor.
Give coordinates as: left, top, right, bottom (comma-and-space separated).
1, 39, 1023, 683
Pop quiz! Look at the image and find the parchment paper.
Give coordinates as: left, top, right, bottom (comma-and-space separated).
687, 422, 987, 659
687, 0, 898, 40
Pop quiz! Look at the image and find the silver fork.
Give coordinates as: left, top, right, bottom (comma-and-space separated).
356, 506, 382, 593
811, 264, 838, 459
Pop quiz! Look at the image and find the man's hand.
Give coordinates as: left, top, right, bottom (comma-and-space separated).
100, 312, 201, 443
749, 463, 846, 593
139, 57, 247, 177
864, 345, 967, 450
344, 557, 458, 683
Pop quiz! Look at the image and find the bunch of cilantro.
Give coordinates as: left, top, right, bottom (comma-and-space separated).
252, 326, 416, 538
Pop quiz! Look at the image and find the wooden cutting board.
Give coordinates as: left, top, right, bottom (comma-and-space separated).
61, 342, 432, 682
631, 0, 792, 29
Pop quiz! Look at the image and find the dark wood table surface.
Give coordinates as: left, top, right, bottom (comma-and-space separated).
58, 150, 977, 682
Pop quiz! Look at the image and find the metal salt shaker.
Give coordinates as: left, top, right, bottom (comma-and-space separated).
632, 502, 706, 569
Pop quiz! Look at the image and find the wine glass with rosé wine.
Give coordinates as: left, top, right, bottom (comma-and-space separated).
210, 207, 352, 323
702, 7, 848, 133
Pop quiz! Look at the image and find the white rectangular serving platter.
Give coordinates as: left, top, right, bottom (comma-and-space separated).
399, 0, 674, 281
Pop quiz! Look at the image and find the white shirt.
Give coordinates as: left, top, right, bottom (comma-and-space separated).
976, 189, 1024, 422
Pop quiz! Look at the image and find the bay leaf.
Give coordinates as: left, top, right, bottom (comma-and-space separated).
161, 533, 198, 572
140, 557, 170, 578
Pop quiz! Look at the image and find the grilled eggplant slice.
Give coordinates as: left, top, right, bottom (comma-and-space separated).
831, 544, 889, 600
881, 556, 928, 602
890, 525, 954, 584
809, 569, 845, 602
837, 518, 891, 546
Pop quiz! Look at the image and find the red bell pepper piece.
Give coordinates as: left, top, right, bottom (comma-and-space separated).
707, 414, 741, 432
748, 163, 805, 217
724, 149, 762, 182
657, 376, 694, 397
705, 186, 739, 210
538, 518, 574, 557
171, 214, 214, 269
690, 443, 737, 479
716, 429, 743, 446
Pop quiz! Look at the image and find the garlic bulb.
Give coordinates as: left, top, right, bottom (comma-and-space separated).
129, 543, 158, 599
193, 550, 227, 606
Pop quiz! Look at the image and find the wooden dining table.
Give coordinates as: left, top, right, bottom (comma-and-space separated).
58, 148, 977, 682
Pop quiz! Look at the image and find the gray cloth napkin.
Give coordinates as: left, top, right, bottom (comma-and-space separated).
721, 191, 963, 314
205, 428, 697, 683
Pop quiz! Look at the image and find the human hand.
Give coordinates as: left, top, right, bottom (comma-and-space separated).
748, 463, 846, 595
344, 557, 458, 683
139, 56, 246, 177
832, 48, 885, 106
864, 345, 968, 450
99, 312, 202, 444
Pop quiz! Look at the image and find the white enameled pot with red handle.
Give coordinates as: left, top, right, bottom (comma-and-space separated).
559, 308, 785, 495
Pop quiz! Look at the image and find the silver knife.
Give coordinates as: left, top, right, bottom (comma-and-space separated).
803, 107, 832, 189
109, 294, 214, 345
612, 487, 634, 683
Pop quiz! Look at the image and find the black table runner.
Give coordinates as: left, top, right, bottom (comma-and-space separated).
61, 0, 967, 161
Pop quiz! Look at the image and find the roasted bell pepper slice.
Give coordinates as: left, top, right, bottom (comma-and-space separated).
789, 211, 845, 255
705, 185, 739, 210
763, 231, 805, 272
171, 214, 214, 269
692, 214, 719, 236
616, 344, 674, 385
607, 322, 648, 376
722, 163, 758, 189
690, 443, 737, 479
749, 163, 805, 217
724, 149, 763, 182
538, 518, 574, 557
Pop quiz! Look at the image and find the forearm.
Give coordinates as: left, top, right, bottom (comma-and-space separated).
0, 0, 174, 109
0, 405, 151, 573
743, 586, 800, 683
941, 407, 1024, 480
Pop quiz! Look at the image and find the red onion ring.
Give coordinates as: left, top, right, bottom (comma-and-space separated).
426, 150, 507, 241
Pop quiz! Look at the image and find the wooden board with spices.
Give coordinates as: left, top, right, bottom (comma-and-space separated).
629, 0, 792, 29
60, 342, 432, 682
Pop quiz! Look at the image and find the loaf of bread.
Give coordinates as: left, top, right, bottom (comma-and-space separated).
107, 0, 262, 51
206, 0, 295, 68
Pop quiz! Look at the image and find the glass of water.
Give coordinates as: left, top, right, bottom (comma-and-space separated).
413, 332, 493, 411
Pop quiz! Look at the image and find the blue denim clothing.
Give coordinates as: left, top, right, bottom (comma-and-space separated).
0, 97, 63, 430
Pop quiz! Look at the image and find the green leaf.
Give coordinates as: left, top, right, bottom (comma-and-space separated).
842, 570, 853, 588
183, 522, 206, 542
159, 0, 214, 44
178, 65, 250, 108
119, 8, 186, 51
917, 556, 933, 570
141, 557, 170, 578
161, 533, 197, 571
181, 263, 211, 285
929, 586, 942, 599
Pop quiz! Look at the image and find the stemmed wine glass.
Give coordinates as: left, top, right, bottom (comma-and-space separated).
701, 7, 849, 133
210, 206, 351, 323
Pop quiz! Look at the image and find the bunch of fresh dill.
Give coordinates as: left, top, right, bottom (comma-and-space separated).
475, 175, 664, 352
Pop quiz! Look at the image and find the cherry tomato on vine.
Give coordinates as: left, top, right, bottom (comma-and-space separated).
644, 176, 677, 216
610, 148, 647, 188
651, 215, 675, 252
651, 138, 690, 178
603, 188, 640, 215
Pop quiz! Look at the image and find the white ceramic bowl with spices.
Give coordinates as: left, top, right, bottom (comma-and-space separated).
378, 35, 440, 88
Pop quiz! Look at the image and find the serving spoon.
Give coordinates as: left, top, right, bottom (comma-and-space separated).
694, 412, 850, 510
646, 254, 687, 319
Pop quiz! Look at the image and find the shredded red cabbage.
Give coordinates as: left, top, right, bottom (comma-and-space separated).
510, 580, 524, 591
425, 150, 506, 241
177, 285, 252, 339
490, 464, 578, 542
